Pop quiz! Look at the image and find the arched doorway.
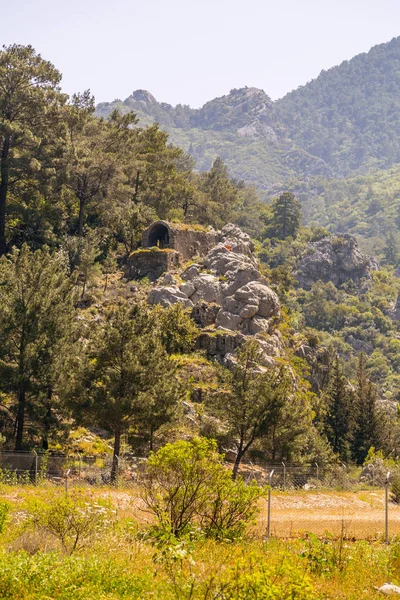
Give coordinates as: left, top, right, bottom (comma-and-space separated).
148, 222, 170, 248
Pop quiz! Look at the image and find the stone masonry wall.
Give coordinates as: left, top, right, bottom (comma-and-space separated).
125, 249, 180, 281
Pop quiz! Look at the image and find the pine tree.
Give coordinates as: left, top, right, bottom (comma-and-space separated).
72, 303, 183, 480
0, 45, 65, 255
351, 354, 381, 463
207, 340, 294, 479
270, 192, 302, 239
324, 357, 353, 461
0, 245, 75, 450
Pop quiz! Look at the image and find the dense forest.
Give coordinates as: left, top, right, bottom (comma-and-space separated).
1, 42, 400, 478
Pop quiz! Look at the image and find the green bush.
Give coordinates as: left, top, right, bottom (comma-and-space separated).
218, 554, 316, 599
0, 501, 10, 534
140, 437, 265, 539
25, 493, 114, 553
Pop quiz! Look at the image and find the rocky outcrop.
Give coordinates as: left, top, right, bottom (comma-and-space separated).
148, 223, 280, 338
296, 234, 378, 290
148, 286, 193, 308
147, 223, 281, 364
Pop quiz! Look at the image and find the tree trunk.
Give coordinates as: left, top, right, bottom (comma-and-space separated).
149, 424, 154, 452
42, 388, 53, 451
15, 384, 26, 451
0, 136, 10, 256
110, 426, 121, 483
77, 197, 85, 237
232, 441, 244, 481
132, 170, 140, 203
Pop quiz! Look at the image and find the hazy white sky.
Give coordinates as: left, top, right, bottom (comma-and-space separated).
3, 0, 400, 107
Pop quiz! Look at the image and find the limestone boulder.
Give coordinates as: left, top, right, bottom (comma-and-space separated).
148, 286, 193, 308
189, 274, 222, 304
181, 264, 201, 281
215, 309, 243, 331
296, 234, 378, 290
218, 223, 256, 258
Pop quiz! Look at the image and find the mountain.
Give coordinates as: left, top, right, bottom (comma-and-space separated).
97, 36, 400, 188
276, 37, 400, 176
96, 87, 331, 191
96, 36, 400, 254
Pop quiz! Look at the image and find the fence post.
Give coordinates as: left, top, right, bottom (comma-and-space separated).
282, 462, 286, 491
385, 471, 391, 544
315, 462, 319, 483
65, 469, 71, 496
33, 450, 38, 486
267, 469, 274, 542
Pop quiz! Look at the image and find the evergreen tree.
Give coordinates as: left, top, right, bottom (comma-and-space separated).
72, 303, 183, 480
270, 192, 302, 239
352, 354, 381, 463
324, 357, 353, 461
207, 340, 293, 479
0, 44, 66, 255
0, 245, 75, 450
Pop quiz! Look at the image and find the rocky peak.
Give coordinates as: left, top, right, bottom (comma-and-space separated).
296, 233, 379, 290
129, 89, 157, 104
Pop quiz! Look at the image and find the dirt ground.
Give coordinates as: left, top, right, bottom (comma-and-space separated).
255, 490, 400, 539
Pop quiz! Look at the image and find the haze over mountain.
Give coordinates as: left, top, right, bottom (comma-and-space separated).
97, 36, 400, 195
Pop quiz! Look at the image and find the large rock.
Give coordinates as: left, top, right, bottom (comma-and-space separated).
218, 223, 256, 258
296, 234, 378, 290
217, 282, 280, 334
191, 302, 220, 327
147, 223, 282, 368
187, 274, 222, 304
148, 286, 193, 308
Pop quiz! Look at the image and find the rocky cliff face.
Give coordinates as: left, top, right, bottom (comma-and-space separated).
296, 234, 378, 290
147, 224, 283, 364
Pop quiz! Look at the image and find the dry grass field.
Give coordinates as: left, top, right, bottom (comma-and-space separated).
255, 489, 400, 539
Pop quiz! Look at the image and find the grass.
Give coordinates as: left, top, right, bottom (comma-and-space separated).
0, 484, 399, 598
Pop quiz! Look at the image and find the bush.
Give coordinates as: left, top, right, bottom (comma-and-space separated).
0, 501, 10, 534
218, 554, 316, 599
140, 437, 264, 539
25, 493, 114, 553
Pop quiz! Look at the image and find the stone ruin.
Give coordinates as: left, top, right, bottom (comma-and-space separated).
125, 220, 217, 280
141, 222, 283, 366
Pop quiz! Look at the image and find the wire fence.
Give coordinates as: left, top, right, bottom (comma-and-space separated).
0, 452, 391, 489
1, 452, 398, 541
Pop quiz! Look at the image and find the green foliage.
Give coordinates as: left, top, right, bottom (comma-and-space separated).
0, 501, 10, 534
0, 244, 75, 450
25, 493, 113, 553
156, 303, 199, 354
69, 301, 184, 476
0, 44, 65, 254
140, 437, 264, 539
266, 192, 302, 240
207, 340, 310, 477
219, 555, 316, 599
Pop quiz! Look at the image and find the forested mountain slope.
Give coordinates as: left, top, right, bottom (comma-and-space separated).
276, 37, 400, 176
96, 87, 331, 190
98, 36, 400, 189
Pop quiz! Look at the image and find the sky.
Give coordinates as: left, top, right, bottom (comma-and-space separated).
2, 0, 400, 107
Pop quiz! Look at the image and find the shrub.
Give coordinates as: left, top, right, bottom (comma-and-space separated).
0, 501, 10, 534
201, 477, 265, 541
25, 493, 114, 553
140, 437, 264, 539
218, 555, 316, 599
